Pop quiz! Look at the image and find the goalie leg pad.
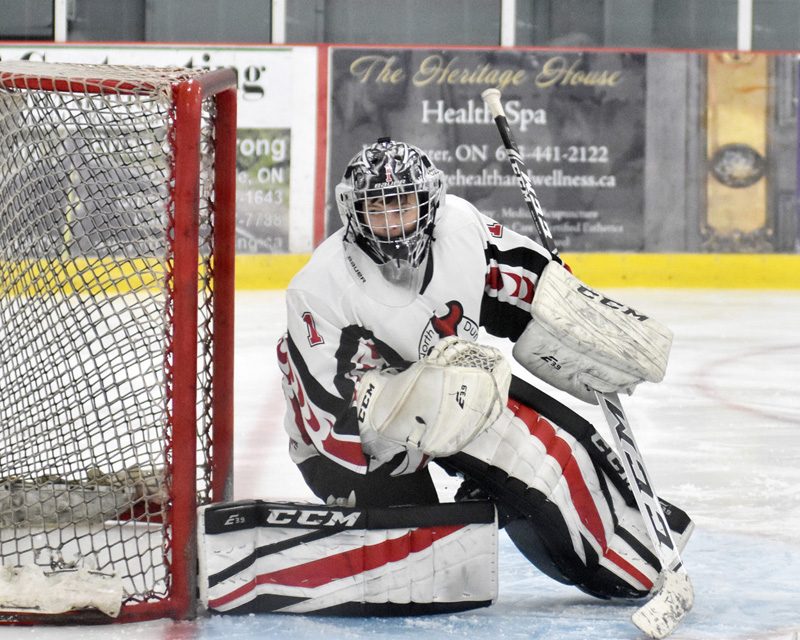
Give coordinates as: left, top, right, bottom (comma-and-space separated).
198, 500, 498, 616
440, 377, 693, 600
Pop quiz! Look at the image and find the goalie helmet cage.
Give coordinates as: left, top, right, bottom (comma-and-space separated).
0, 61, 236, 623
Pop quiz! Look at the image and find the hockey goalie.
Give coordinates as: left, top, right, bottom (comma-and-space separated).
198, 138, 693, 619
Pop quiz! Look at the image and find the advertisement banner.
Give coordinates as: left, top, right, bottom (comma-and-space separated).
327, 48, 646, 251
0, 44, 318, 253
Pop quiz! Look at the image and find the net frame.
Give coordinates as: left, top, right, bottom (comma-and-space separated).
0, 61, 236, 622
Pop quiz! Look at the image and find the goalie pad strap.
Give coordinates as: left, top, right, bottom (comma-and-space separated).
199, 500, 498, 616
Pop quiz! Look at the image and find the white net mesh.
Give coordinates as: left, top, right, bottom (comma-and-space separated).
0, 62, 227, 617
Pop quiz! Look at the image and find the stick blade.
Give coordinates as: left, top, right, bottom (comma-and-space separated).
632, 570, 694, 639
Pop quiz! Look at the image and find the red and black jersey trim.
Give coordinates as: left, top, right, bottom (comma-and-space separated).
479, 294, 531, 341
334, 325, 410, 394
481, 243, 550, 341
285, 333, 358, 438
329, 325, 411, 438
286, 324, 413, 442
286, 327, 410, 440
486, 244, 551, 272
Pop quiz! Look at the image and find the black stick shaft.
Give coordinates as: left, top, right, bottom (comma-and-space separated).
488, 112, 558, 257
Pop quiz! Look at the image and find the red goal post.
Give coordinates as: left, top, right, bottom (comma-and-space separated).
0, 61, 236, 622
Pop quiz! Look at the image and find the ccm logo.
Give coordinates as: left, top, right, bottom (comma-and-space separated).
577, 286, 648, 321
265, 508, 362, 528
357, 382, 375, 422
603, 399, 674, 551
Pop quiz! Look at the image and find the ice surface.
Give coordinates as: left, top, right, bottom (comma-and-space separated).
1, 288, 798, 640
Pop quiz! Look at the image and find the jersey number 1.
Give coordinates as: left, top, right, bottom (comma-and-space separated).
302, 311, 324, 346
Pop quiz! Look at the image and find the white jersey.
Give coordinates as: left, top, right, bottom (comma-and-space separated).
277, 194, 554, 474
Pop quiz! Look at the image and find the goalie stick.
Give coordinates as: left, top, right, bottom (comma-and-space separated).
481, 87, 693, 640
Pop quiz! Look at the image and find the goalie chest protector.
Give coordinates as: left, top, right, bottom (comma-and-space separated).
198, 500, 497, 616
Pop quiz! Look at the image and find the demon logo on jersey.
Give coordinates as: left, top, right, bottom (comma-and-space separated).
418, 300, 479, 357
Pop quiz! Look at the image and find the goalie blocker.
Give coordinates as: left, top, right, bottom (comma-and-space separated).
513, 261, 673, 404
198, 500, 497, 616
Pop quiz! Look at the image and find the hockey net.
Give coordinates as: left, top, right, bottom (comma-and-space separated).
0, 61, 236, 622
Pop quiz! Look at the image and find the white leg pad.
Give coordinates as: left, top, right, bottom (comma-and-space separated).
198, 500, 498, 616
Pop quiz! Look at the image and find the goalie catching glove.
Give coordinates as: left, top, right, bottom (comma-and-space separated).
513, 262, 673, 404
356, 336, 512, 461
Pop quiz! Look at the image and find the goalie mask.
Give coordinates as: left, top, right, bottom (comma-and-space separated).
335, 138, 445, 305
